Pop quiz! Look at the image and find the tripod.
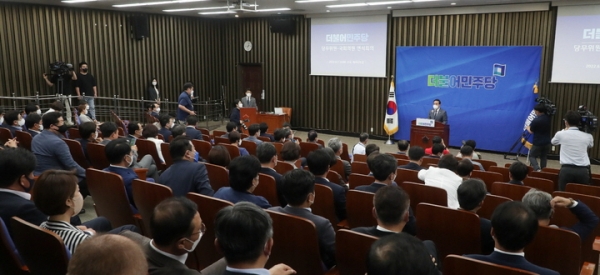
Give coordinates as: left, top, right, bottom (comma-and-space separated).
503, 130, 531, 161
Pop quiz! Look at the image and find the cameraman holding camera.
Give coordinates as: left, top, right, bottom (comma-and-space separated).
43, 64, 77, 125
526, 104, 551, 172
551, 110, 594, 191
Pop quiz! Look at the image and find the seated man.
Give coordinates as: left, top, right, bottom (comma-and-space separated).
352, 185, 418, 236
215, 202, 295, 275
1, 110, 24, 137
397, 140, 409, 155
269, 169, 336, 268
127, 121, 143, 142
328, 137, 351, 179
100, 122, 157, 179
221, 122, 237, 138
460, 145, 485, 171
457, 139, 481, 159
352, 132, 369, 158
159, 136, 213, 197
104, 138, 142, 208
457, 179, 494, 254
357, 154, 397, 193
158, 114, 173, 142
307, 130, 322, 148
365, 143, 380, 157
281, 141, 301, 167
214, 155, 271, 208
171, 124, 186, 139
259, 122, 274, 141
418, 154, 462, 209
456, 159, 474, 180
243, 123, 263, 145
147, 103, 160, 119
67, 234, 148, 275
465, 201, 559, 275
428, 143, 445, 158
228, 131, 249, 156
508, 161, 528, 185
307, 149, 347, 221
367, 233, 439, 275
257, 142, 286, 206
273, 128, 287, 143
424, 136, 450, 155
185, 115, 202, 140
522, 189, 599, 241
76, 121, 101, 160
24, 113, 42, 137
398, 145, 425, 171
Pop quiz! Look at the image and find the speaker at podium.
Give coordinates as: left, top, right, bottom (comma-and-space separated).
410, 118, 450, 150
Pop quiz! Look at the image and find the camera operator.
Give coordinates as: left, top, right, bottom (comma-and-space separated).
43, 67, 77, 125
551, 110, 594, 191
526, 104, 551, 172
74, 62, 97, 121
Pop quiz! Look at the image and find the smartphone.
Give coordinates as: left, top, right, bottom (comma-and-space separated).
128, 138, 136, 146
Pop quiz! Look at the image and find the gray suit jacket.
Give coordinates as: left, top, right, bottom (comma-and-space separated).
268, 205, 336, 268
428, 108, 447, 124
241, 97, 257, 108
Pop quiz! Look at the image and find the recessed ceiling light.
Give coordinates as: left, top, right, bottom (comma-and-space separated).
326, 3, 368, 8
296, 0, 338, 2
387, 6, 391, 9
199, 10, 236, 15
164, 6, 234, 12
62, 0, 97, 3
235, 14, 239, 17
255, 8, 291, 12
450, 2, 456, 5
367, 0, 410, 5
114, 0, 209, 8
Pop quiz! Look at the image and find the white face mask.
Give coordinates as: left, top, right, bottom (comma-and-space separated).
36, 109, 42, 115
72, 191, 84, 217
126, 154, 133, 167
18, 118, 25, 126
238, 103, 243, 108
39, 124, 43, 131
433, 104, 439, 110
86, 105, 90, 110
152, 81, 157, 86
155, 108, 160, 113
246, 93, 251, 98
93, 131, 98, 139
183, 235, 202, 252
191, 90, 194, 97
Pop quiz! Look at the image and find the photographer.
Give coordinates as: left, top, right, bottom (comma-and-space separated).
551, 111, 594, 191
526, 104, 551, 172
43, 64, 77, 125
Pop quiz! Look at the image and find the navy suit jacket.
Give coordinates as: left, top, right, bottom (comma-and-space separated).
480, 217, 494, 255
314, 177, 347, 221
398, 162, 424, 171
508, 180, 524, 185
260, 167, 286, 206
0, 191, 48, 235
104, 166, 138, 207
214, 187, 271, 209
352, 226, 394, 238
159, 160, 213, 197
428, 108, 448, 124
185, 127, 202, 140
269, 206, 336, 268
26, 129, 40, 137
564, 201, 599, 241
260, 132, 275, 142
158, 127, 171, 142
465, 251, 559, 275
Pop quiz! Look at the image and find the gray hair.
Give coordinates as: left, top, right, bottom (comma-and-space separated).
522, 189, 553, 220
328, 137, 343, 153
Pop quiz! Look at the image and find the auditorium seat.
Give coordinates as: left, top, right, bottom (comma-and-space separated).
0, 218, 28, 275
523, 176, 554, 193
0, 128, 12, 144
255, 173, 280, 207
191, 139, 212, 161
400, 181, 447, 214
330, 160, 346, 180
135, 139, 167, 171
240, 140, 257, 156
212, 130, 226, 137
160, 142, 173, 168
565, 183, 600, 197
63, 138, 90, 169
477, 194, 511, 220
505, 162, 533, 173
421, 157, 440, 167
14, 130, 31, 151
299, 142, 320, 158
353, 154, 367, 163
202, 134, 211, 142
157, 134, 164, 141
312, 184, 338, 229
444, 255, 537, 275
274, 161, 295, 175
132, 179, 173, 238
220, 143, 241, 159
396, 158, 410, 166
11, 217, 69, 275
529, 171, 559, 191
542, 167, 561, 174
336, 229, 378, 275
524, 224, 581, 275
396, 168, 423, 184
471, 170, 504, 192
214, 136, 229, 145
205, 163, 229, 192
491, 182, 532, 201
349, 173, 374, 190
388, 152, 409, 160
416, 203, 481, 260
325, 170, 345, 186
87, 143, 110, 169
273, 142, 283, 158
196, 127, 210, 137
476, 159, 497, 171
351, 161, 370, 175
67, 128, 81, 139
257, 136, 271, 142
341, 143, 351, 162
488, 166, 510, 182
185, 193, 231, 270
344, 190, 376, 229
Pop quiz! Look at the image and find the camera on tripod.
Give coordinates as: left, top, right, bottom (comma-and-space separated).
535, 97, 557, 116
49, 61, 74, 77
577, 105, 598, 133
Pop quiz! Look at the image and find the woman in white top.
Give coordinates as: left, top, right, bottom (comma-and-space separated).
142, 124, 165, 164
77, 103, 93, 124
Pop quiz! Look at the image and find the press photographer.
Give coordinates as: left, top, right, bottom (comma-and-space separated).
43, 61, 77, 125
526, 99, 552, 172
551, 110, 594, 191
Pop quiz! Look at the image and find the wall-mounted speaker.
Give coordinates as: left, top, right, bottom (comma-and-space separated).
268, 17, 295, 35
130, 15, 149, 40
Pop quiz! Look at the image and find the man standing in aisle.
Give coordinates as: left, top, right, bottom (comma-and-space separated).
74, 62, 97, 120
526, 104, 552, 172
177, 82, 196, 125
241, 89, 257, 108
551, 111, 594, 191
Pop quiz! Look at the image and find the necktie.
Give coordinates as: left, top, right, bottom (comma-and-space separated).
434, 110, 438, 119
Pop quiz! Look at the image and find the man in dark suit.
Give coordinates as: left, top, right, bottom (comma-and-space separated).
243, 123, 264, 145
465, 201, 559, 275
241, 89, 257, 108
214, 156, 272, 209
259, 122, 274, 142
257, 143, 286, 206
368, 234, 439, 275
327, 137, 351, 180
24, 113, 42, 137
269, 169, 336, 268
185, 115, 202, 140
103, 139, 140, 208
522, 189, 599, 241
307, 149, 347, 221
397, 139, 409, 155
398, 145, 425, 171
215, 202, 295, 275
457, 179, 494, 254
158, 114, 173, 142
356, 154, 397, 193
159, 137, 213, 197
508, 161, 528, 185
428, 98, 447, 124
1, 110, 24, 137
127, 121, 143, 142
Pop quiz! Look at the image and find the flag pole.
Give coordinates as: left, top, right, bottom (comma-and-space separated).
385, 135, 393, 145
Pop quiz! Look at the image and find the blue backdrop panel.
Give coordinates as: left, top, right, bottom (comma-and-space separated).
394, 46, 542, 152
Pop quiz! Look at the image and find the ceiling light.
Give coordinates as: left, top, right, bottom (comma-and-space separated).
326, 3, 368, 8
367, 1, 410, 5
411, 0, 444, 2
255, 8, 291, 12
450, 2, 456, 5
199, 10, 237, 15
62, 0, 97, 3
295, 0, 338, 3
114, 0, 208, 8
164, 6, 234, 12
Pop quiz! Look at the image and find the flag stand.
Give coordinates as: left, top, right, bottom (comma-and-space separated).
385, 135, 394, 145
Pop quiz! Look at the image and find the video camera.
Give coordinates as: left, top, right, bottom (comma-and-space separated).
577, 105, 598, 133
535, 97, 557, 116
49, 61, 74, 77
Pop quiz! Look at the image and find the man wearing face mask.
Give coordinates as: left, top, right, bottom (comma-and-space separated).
177, 82, 196, 124
428, 99, 447, 124
158, 137, 212, 197
32, 112, 86, 183
242, 89, 257, 108
25, 113, 43, 137
1, 110, 25, 137
75, 62, 98, 120
158, 114, 174, 142
24, 102, 42, 117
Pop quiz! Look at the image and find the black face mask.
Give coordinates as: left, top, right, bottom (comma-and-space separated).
82, 68, 88, 73
57, 124, 69, 133
20, 176, 34, 193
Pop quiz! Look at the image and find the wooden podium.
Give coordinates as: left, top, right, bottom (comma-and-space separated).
410, 120, 450, 150
240, 107, 289, 134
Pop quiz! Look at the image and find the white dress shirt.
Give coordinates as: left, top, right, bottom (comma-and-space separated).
147, 137, 165, 163
551, 127, 593, 166
418, 166, 462, 209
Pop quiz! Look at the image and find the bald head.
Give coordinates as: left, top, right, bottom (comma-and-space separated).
67, 234, 147, 275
